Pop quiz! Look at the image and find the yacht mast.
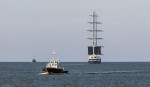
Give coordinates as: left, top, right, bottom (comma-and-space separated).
87, 12, 102, 55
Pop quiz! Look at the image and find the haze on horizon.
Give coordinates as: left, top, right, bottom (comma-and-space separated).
0, 0, 150, 62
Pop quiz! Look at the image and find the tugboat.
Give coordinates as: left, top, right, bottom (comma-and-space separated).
87, 12, 103, 64
42, 51, 68, 74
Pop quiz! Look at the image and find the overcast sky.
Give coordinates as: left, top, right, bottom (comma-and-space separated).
0, 0, 150, 62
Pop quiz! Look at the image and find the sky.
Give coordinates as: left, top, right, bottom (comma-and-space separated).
0, 0, 150, 62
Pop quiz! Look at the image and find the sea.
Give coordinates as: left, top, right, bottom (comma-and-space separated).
0, 62, 150, 87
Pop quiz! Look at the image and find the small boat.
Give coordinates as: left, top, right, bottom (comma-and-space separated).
42, 51, 68, 74
32, 58, 36, 63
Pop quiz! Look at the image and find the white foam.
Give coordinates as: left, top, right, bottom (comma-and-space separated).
39, 72, 49, 75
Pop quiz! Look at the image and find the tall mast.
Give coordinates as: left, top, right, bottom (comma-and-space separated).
87, 12, 102, 55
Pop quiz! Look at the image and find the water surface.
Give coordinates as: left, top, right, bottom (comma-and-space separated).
0, 62, 150, 87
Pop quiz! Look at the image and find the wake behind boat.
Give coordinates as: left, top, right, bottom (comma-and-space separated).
42, 51, 68, 74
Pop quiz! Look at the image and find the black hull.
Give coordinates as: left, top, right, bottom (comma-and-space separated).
43, 68, 68, 74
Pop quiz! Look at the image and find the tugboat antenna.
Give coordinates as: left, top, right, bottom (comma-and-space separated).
52, 51, 56, 58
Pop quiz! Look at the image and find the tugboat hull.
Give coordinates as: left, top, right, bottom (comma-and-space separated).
43, 68, 68, 74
